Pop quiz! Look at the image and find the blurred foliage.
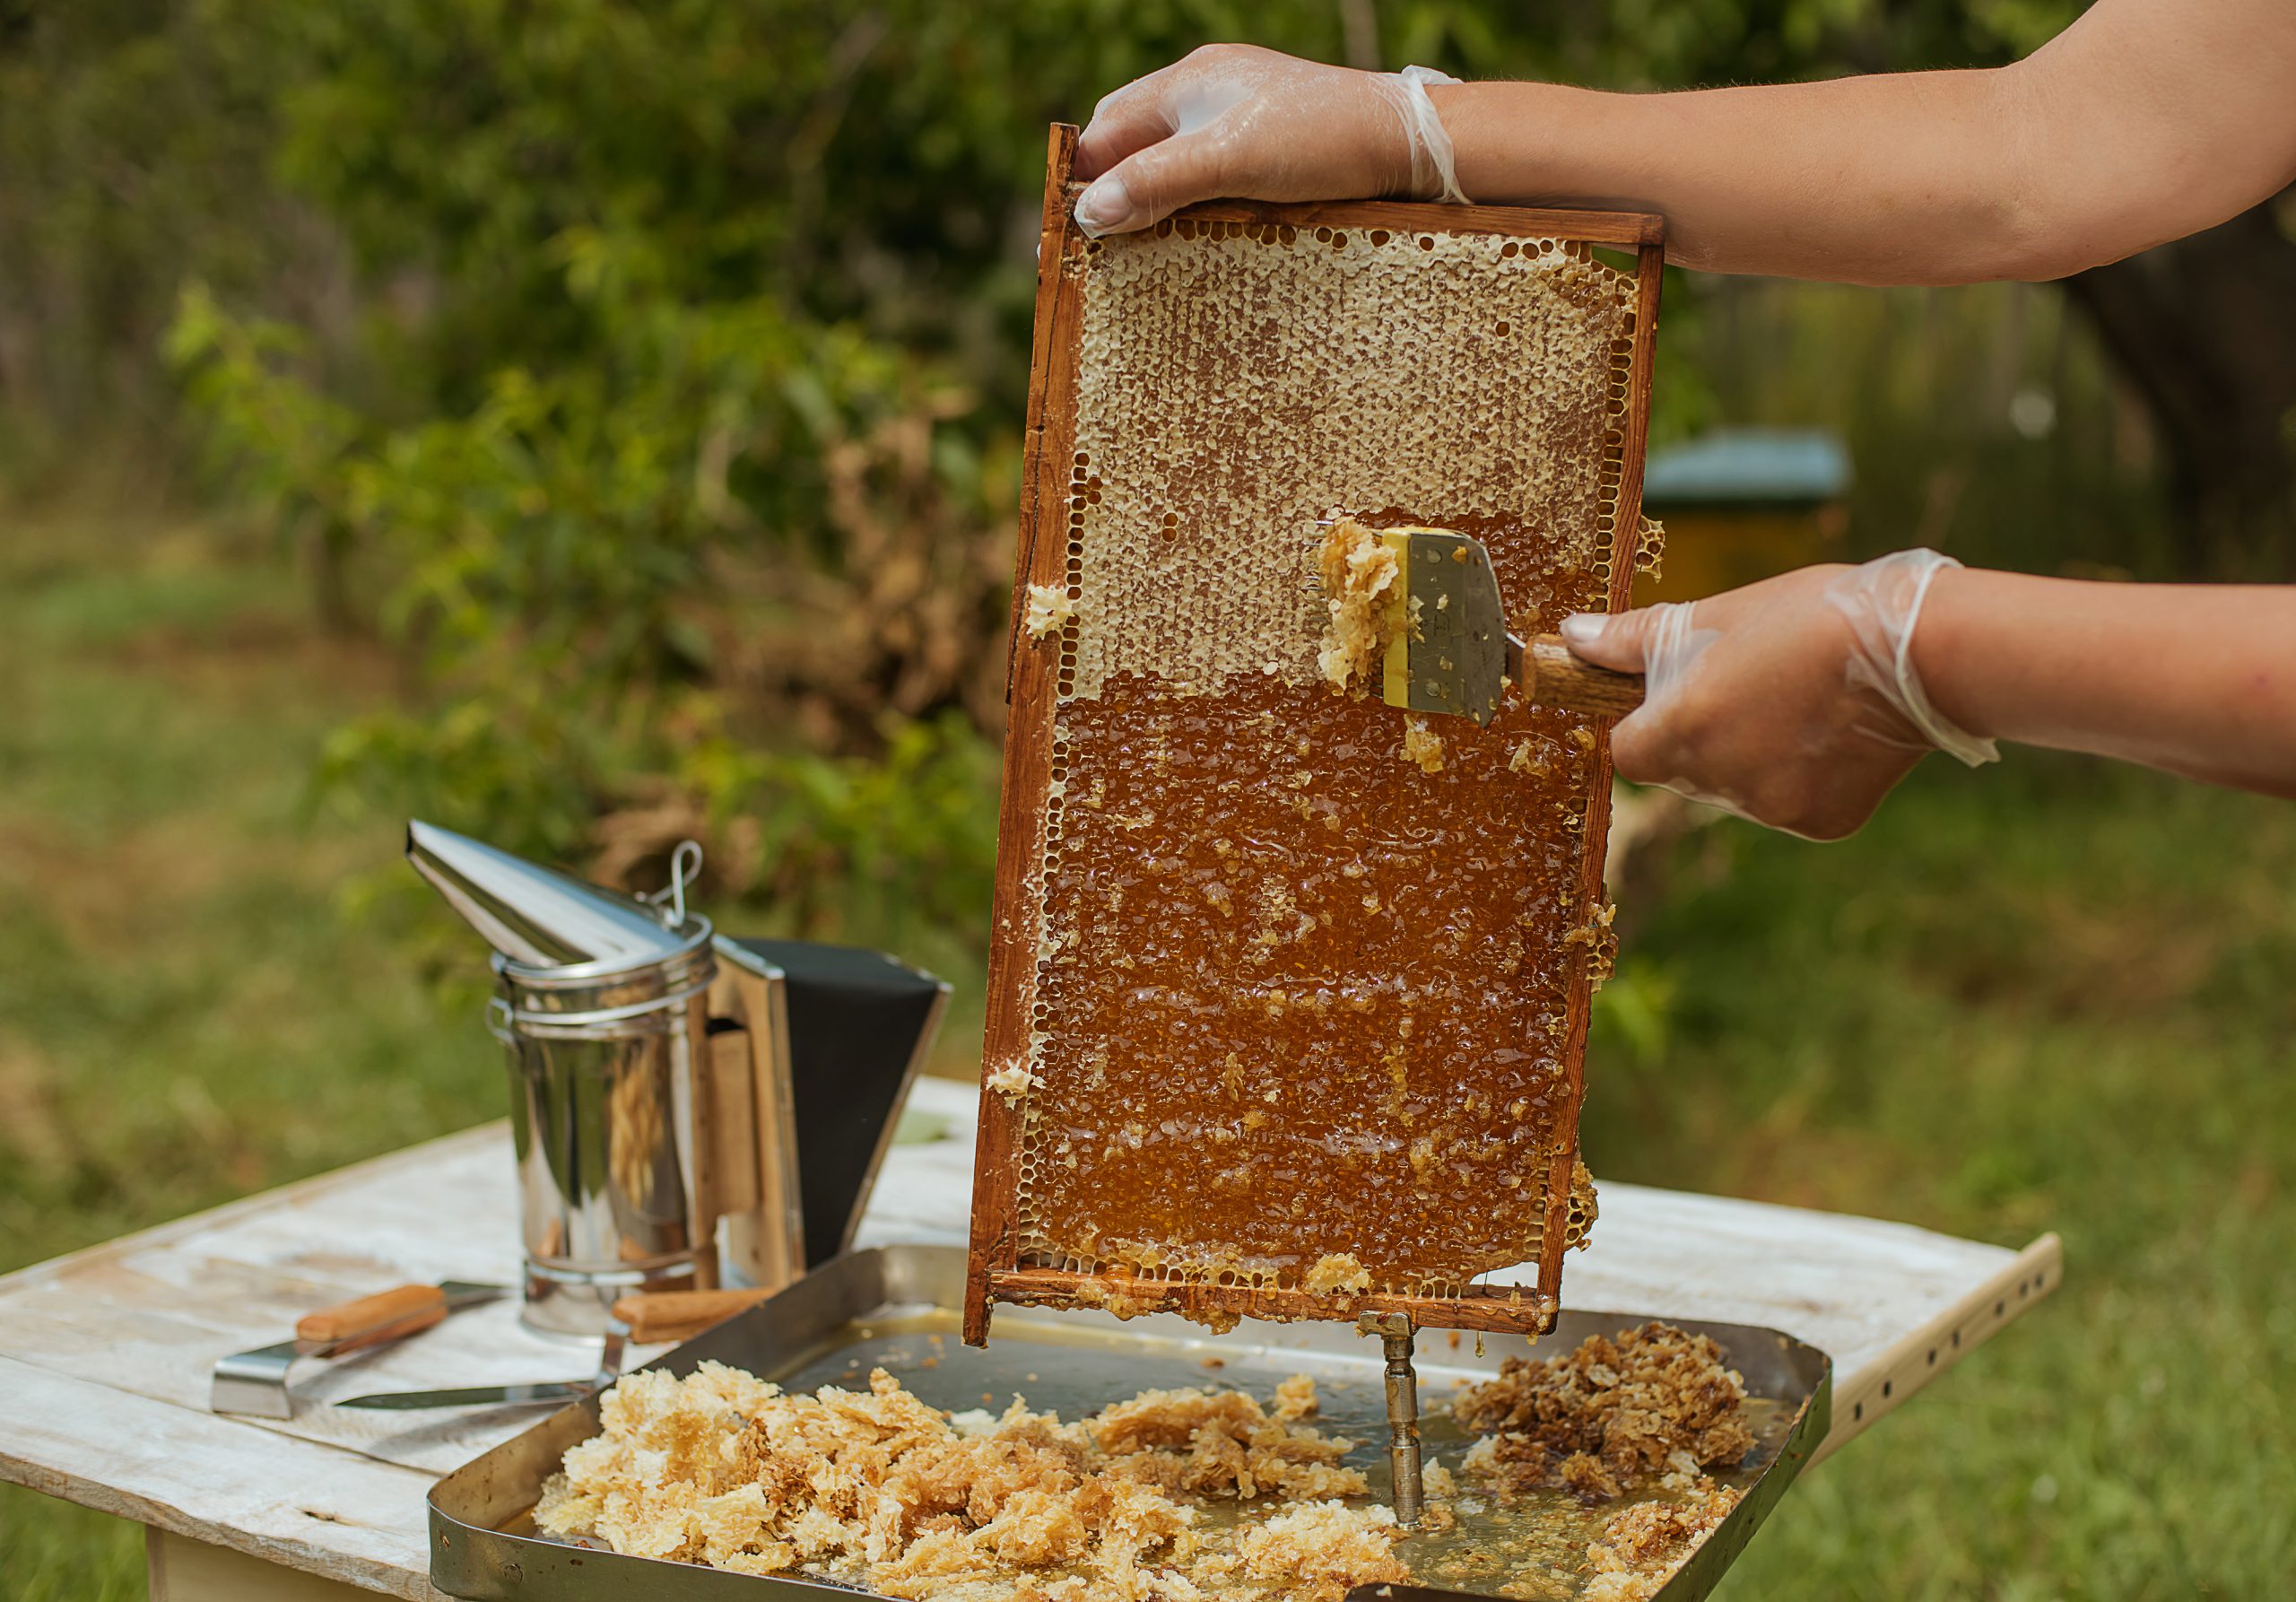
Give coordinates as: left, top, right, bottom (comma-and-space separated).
1685, 275, 2178, 578
0, 0, 344, 491
1, 0, 2178, 944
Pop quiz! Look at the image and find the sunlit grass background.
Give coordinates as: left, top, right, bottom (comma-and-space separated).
4, 484, 2291, 1598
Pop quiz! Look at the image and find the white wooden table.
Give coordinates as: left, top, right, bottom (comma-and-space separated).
0, 1075, 2057, 1601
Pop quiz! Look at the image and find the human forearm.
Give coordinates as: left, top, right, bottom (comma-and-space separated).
1916, 571, 2296, 797
1431, 73, 2031, 284
1434, 0, 2296, 283
1561, 555, 2296, 840
1074, 0, 2296, 284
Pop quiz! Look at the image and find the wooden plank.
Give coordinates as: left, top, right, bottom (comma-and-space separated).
0, 1122, 654, 1477
705, 1023, 764, 1218
1811, 1232, 2062, 1463
0, 1122, 507, 1291
1, 1355, 440, 1598
0, 1069, 2055, 1600
710, 954, 806, 1293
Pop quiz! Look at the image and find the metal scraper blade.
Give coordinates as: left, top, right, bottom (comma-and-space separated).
1380, 527, 1511, 727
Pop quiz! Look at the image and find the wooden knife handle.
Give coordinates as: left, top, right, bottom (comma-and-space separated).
613, 1287, 775, 1345
297, 1284, 448, 1352
1524, 635, 1646, 718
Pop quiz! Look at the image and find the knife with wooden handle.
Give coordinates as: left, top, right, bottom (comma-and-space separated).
1510, 633, 1647, 718
331, 1287, 785, 1407
211, 1280, 510, 1417
295, 1283, 457, 1351
335, 1327, 625, 1411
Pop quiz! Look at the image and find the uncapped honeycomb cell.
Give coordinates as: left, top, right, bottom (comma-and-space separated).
1003, 211, 1655, 1310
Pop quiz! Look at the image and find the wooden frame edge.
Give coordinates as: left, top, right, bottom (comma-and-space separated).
1538, 239, 1666, 1309
1175, 196, 1665, 248
966, 122, 1083, 1347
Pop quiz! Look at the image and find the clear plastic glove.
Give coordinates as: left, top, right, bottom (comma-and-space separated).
1073, 45, 1466, 239
1560, 550, 1998, 840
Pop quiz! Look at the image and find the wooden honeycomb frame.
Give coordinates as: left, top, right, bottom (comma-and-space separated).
966, 125, 1664, 1345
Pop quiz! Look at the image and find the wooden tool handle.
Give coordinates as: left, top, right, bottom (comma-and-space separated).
1524, 635, 1646, 718
612, 1287, 775, 1345
296, 1284, 448, 1352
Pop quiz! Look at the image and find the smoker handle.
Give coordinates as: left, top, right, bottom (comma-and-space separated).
296, 1284, 448, 1352
613, 1287, 774, 1345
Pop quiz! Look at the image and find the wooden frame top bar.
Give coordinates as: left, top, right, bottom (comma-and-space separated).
1170, 196, 1666, 248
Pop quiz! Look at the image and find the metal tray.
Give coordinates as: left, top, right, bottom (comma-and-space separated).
430, 1246, 1830, 1601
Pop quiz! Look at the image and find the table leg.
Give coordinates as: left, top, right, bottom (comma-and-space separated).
146, 1528, 396, 1602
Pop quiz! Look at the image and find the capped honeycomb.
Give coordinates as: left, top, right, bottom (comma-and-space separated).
976, 150, 1661, 1337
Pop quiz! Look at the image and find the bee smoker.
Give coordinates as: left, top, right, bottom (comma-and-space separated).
408, 820, 952, 1339
408, 821, 726, 1336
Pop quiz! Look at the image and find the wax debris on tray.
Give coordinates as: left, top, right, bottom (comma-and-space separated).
534, 1363, 1412, 1601
1583, 1486, 1744, 1602
1454, 1323, 1758, 1504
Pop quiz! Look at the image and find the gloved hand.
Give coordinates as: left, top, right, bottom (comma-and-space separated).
1561, 550, 1998, 840
1073, 44, 1467, 239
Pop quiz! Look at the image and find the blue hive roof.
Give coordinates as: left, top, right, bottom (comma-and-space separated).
1643, 428, 1852, 508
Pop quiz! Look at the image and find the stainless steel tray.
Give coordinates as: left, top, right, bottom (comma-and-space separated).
430, 1246, 1830, 1601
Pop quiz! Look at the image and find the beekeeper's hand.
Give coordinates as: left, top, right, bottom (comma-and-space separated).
1561, 552, 1997, 840
1072, 45, 1465, 239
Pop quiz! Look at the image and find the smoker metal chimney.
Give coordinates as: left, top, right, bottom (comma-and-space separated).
404, 819, 692, 971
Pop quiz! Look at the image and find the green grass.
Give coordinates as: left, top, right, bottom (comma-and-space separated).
3, 509, 2292, 1598
0, 509, 502, 1597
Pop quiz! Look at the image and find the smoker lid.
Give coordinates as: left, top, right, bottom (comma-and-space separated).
406, 819, 699, 971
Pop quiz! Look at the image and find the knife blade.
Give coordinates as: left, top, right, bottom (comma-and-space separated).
1318, 520, 1647, 724
334, 1326, 624, 1411
334, 1379, 599, 1410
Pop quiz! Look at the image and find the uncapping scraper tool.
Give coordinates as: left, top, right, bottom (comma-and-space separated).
1342, 523, 1648, 725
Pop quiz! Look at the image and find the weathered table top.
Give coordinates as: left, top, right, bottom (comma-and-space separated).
0, 1074, 2057, 1600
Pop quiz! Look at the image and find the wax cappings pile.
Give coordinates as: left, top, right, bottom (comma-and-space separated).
535, 1363, 1403, 1601
535, 1321, 1753, 1600
1453, 1321, 1758, 1504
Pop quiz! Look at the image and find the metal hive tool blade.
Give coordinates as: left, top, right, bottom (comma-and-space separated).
1378, 527, 1511, 727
